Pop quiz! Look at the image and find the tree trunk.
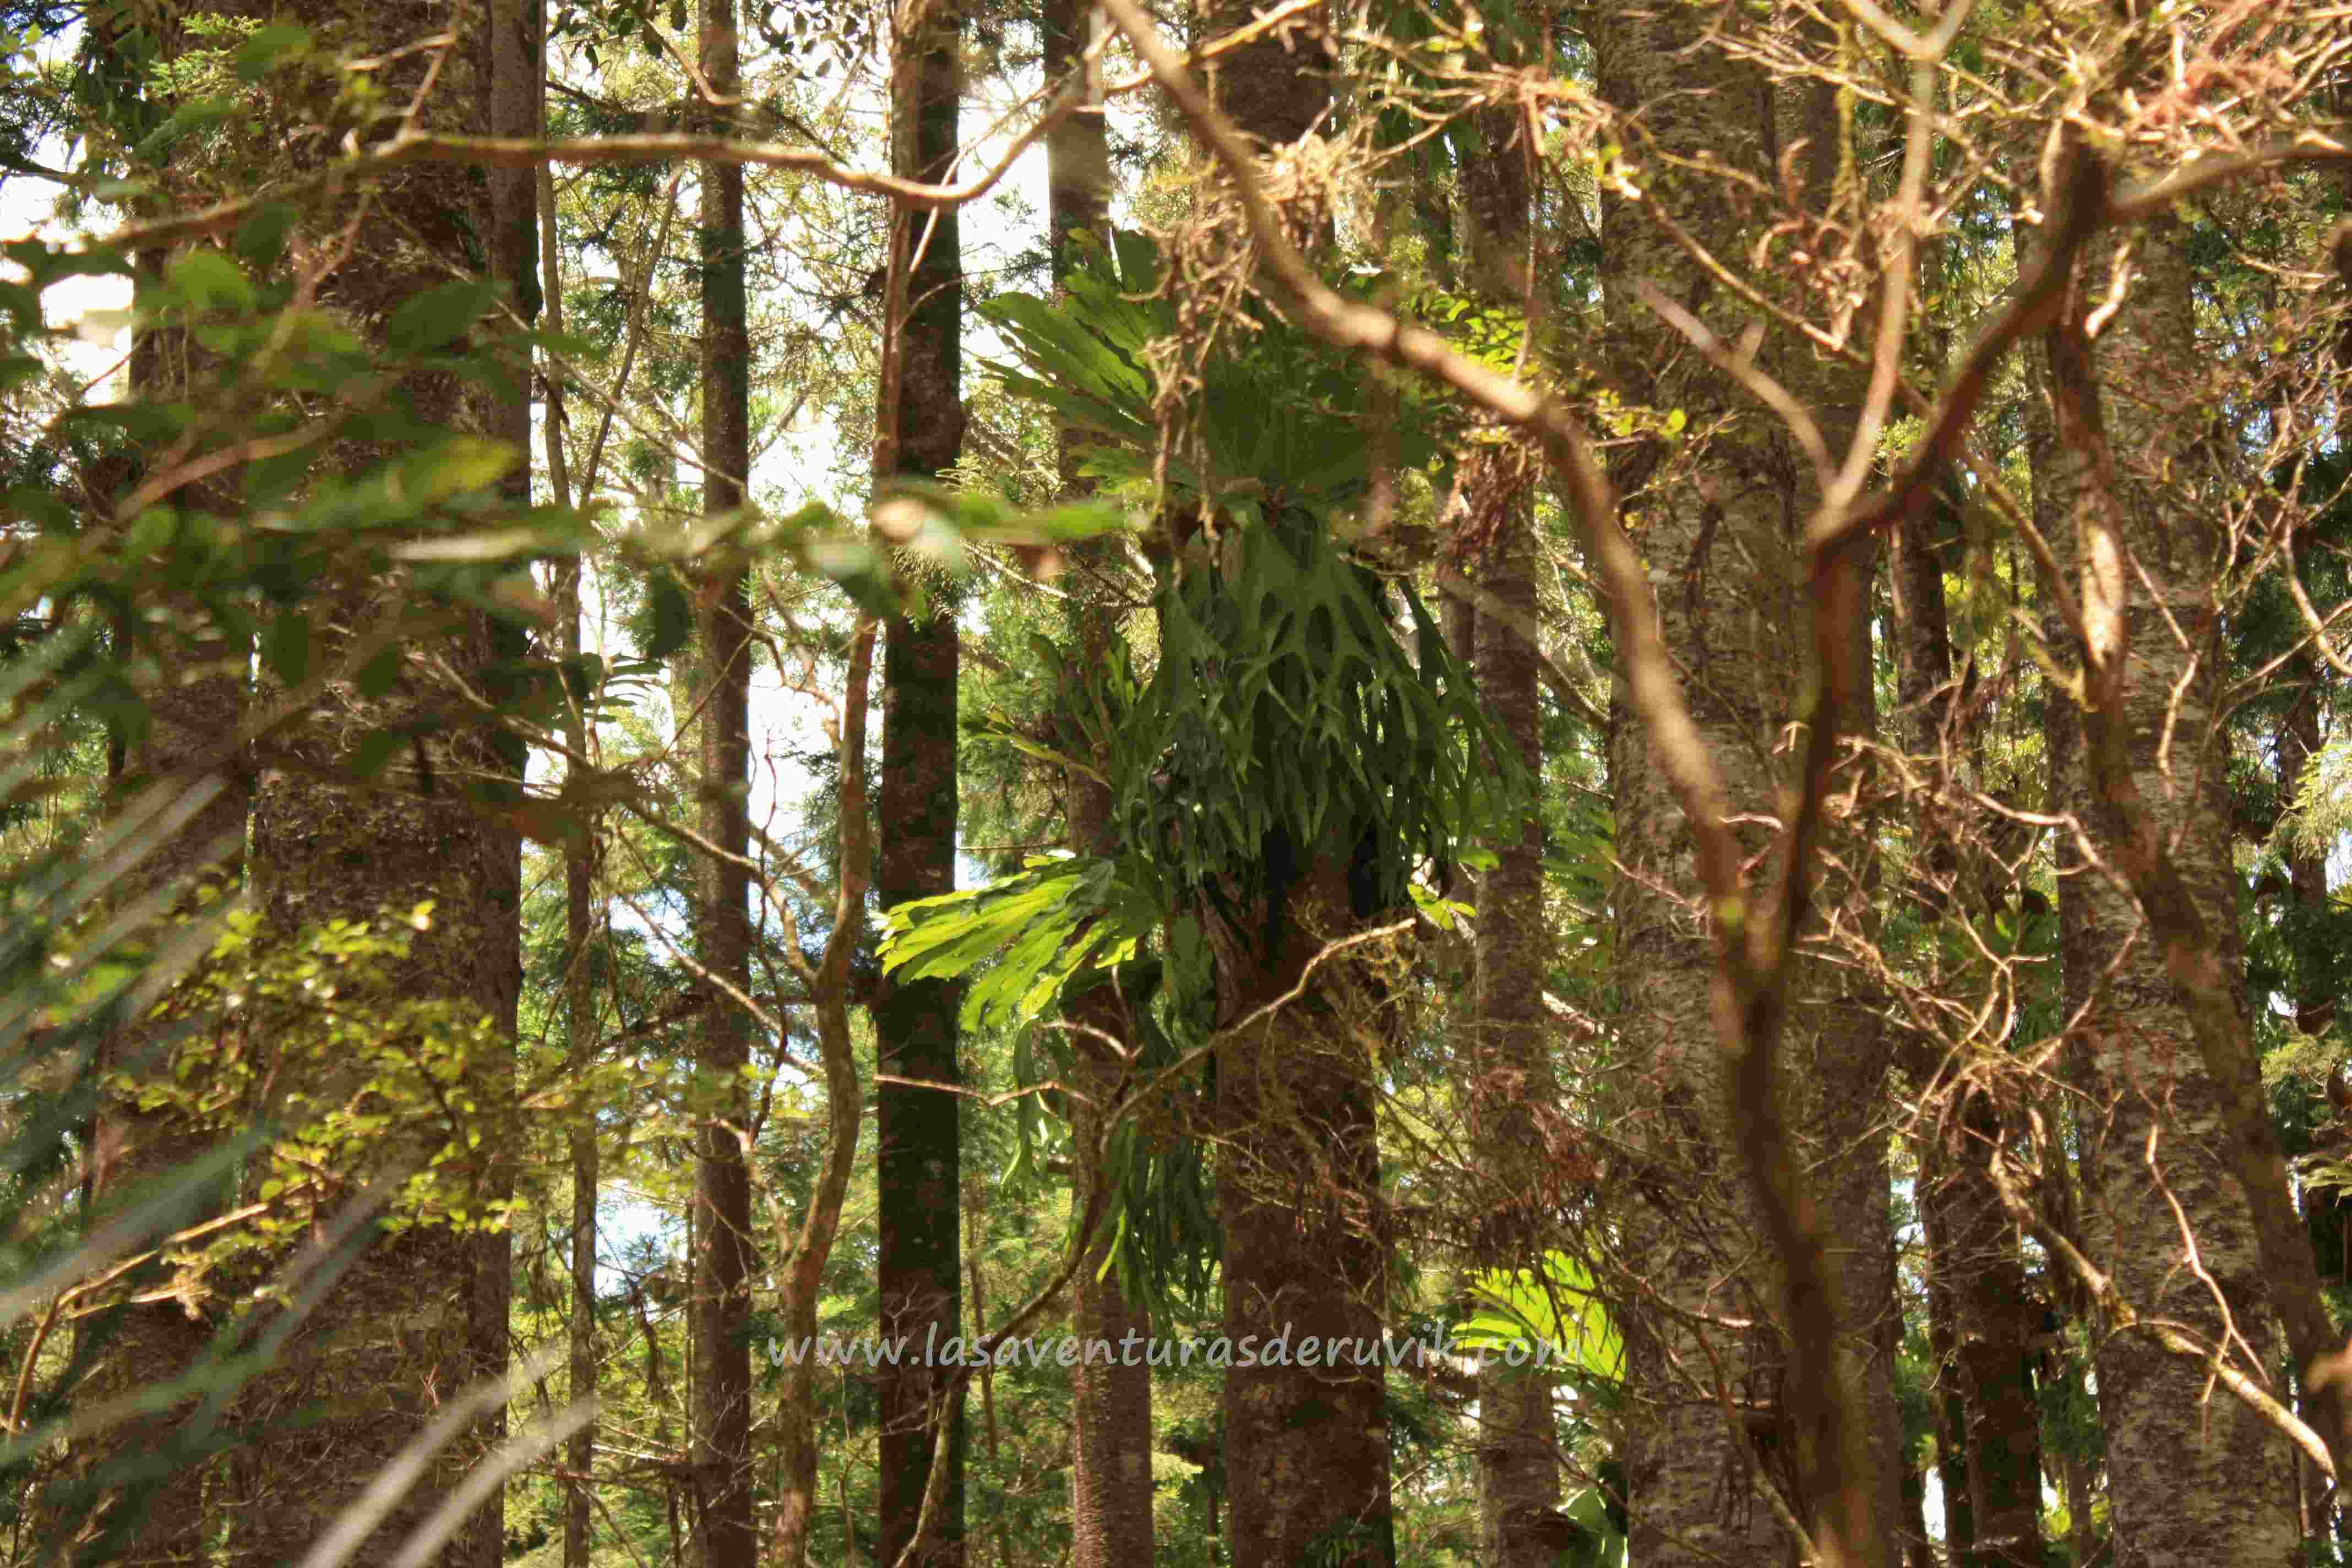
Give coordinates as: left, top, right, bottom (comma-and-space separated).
1047, 0, 1157, 1558
1589, 10, 1897, 1562
689, 1, 756, 1561
230, 0, 523, 1556
1193, 6, 1392, 1564
874, 0, 968, 1558
466, 1, 538, 1558
2278, 678, 2334, 1039
69, 228, 249, 1566
1896, 433, 2048, 1568
539, 153, 602, 1568
1945, 1098, 2048, 1568
1444, 99, 1560, 1568
1919, 1160, 1978, 1562
2037, 210, 2300, 1567
1213, 863, 1393, 1568
1591, 10, 1788, 1556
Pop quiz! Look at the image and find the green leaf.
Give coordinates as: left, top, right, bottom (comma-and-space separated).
351, 729, 402, 780
355, 648, 402, 700
165, 249, 254, 314
263, 614, 310, 687
235, 204, 297, 269
134, 97, 238, 158
402, 436, 517, 503
638, 571, 694, 661
234, 22, 313, 81
245, 440, 315, 505
384, 281, 495, 356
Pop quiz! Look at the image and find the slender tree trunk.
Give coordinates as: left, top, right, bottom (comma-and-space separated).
1896, 445, 2048, 1568
1779, 68, 1905, 1568
2037, 211, 2300, 1567
689, 1, 756, 1561
2277, 673, 2348, 1522
1047, 0, 1157, 1558
540, 158, 602, 1568
1194, 6, 1391, 1563
465, 2, 539, 1559
1944, 1098, 2048, 1568
2278, 678, 2334, 1041
874, 0, 968, 1558
1919, 1160, 1977, 1562
767, 653, 879, 1562
1443, 97, 1560, 1568
561, 617, 601, 1568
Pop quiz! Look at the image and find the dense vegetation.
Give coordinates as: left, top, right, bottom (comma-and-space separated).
3, 0, 2351, 1564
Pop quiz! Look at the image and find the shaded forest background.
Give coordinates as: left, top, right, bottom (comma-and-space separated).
3, 0, 2352, 1564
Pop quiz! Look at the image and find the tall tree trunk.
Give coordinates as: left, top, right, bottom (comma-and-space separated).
2278, 677, 2334, 1040
1780, 70, 1905, 1568
1941, 1099, 2048, 1568
1196, 6, 1392, 1564
874, 0, 968, 1558
467, 1, 538, 1559
1918, 1161, 1977, 1562
230, 0, 524, 1557
2277, 667, 2347, 1523
1896, 450, 2048, 1568
1046, 0, 1157, 1559
1444, 96, 1560, 1568
688, 4, 756, 1567
1591, 25, 1789, 1559
561, 573, 602, 1568
2037, 210, 2300, 1567
1589, 13, 1897, 1562
540, 159, 602, 1568
69, 231, 249, 1567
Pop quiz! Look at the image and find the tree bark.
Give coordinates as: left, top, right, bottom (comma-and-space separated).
1896, 433, 2049, 1568
1587, 10, 1897, 1562
874, 0, 969, 1558
1443, 96, 1561, 1568
229, 0, 524, 1556
2037, 208, 2301, 1567
539, 152, 602, 1568
1213, 862, 1393, 1568
466, 0, 538, 1558
2277, 678, 2335, 1039
1047, 0, 1158, 1559
688, 1, 756, 1562
1943, 1099, 2048, 1568
69, 224, 249, 1567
